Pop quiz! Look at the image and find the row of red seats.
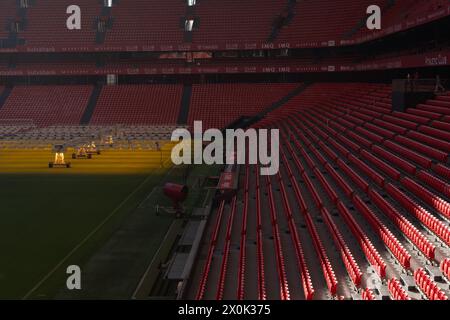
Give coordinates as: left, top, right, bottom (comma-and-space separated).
431, 120, 450, 131
313, 164, 339, 204
432, 163, 450, 181
407, 108, 441, 120
216, 196, 237, 300
346, 130, 373, 149
418, 125, 450, 143
196, 201, 226, 300
387, 278, 411, 300
282, 144, 338, 295
337, 135, 361, 153
325, 163, 354, 199
401, 177, 450, 220
381, 114, 417, 131
417, 101, 450, 116
360, 149, 401, 180
373, 118, 407, 134
276, 164, 315, 300
300, 177, 338, 294
393, 111, 429, 125
237, 166, 250, 300
385, 183, 450, 247
364, 122, 395, 139
441, 259, 450, 281
394, 136, 448, 162
369, 188, 436, 260
406, 131, 450, 153
348, 154, 385, 187
321, 206, 363, 287
280, 145, 309, 213
414, 268, 448, 300
383, 140, 432, 169
336, 199, 387, 278
353, 195, 411, 269
283, 135, 362, 287
255, 170, 266, 300
265, 175, 291, 300
416, 170, 450, 199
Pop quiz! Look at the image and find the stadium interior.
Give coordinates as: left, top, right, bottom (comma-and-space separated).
0, 0, 450, 301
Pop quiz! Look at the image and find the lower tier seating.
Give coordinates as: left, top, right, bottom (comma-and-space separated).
90, 85, 183, 125
192, 83, 450, 300
0, 85, 93, 127
188, 83, 297, 129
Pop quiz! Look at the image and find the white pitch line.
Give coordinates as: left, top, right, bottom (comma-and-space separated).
132, 220, 177, 299
22, 171, 162, 300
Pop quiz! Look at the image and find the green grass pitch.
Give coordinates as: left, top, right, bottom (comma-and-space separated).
0, 147, 176, 299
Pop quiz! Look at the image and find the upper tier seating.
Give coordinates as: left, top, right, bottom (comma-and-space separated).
191, 0, 284, 45
0, 0, 16, 39
353, 0, 449, 40
1, 0, 447, 51
21, 0, 100, 48
276, 0, 385, 44
104, 0, 185, 48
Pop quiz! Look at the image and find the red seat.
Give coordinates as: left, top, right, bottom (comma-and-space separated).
361, 288, 376, 300
388, 278, 411, 300
441, 259, 450, 281
348, 154, 385, 187
432, 163, 450, 181
360, 150, 401, 180
414, 268, 448, 300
